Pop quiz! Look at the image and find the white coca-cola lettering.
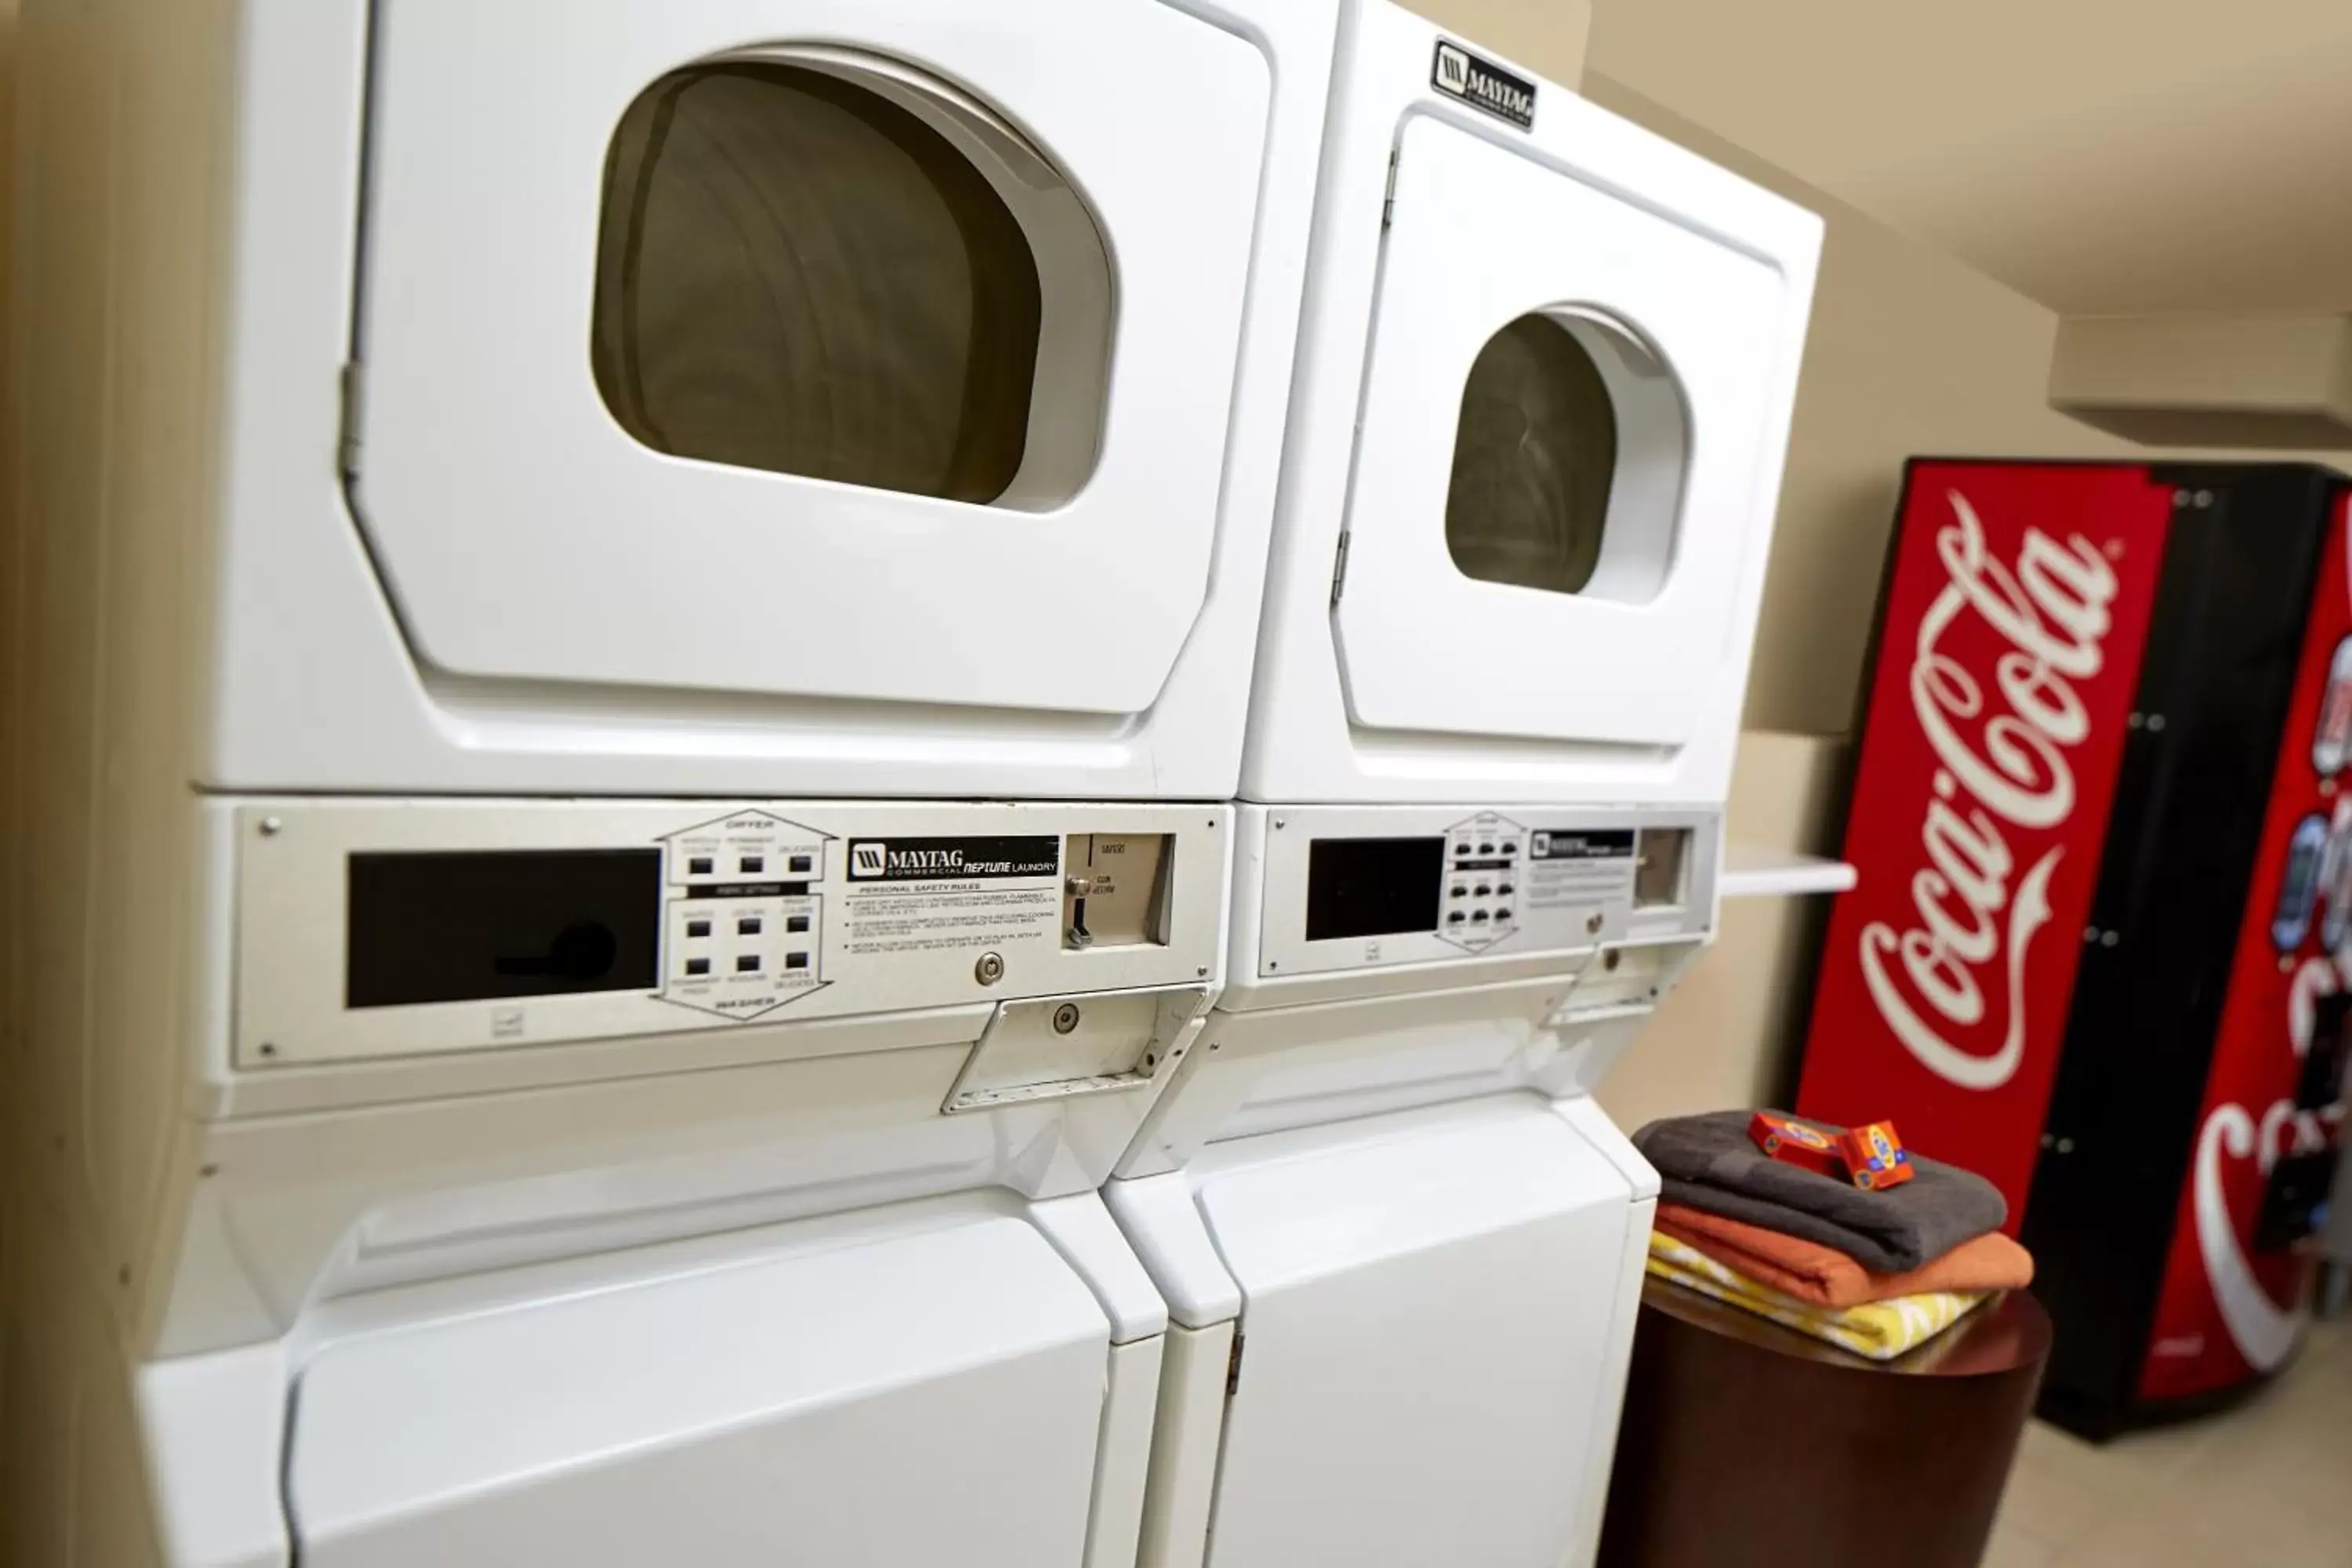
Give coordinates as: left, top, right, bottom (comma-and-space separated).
2195, 1103, 2303, 1372
1861, 492, 2122, 1090
2190, 955, 2342, 1373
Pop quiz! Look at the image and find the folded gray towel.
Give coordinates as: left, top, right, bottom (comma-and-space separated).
1633, 1110, 2009, 1273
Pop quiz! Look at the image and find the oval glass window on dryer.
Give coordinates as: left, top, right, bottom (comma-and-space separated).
206, 0, 1338, 800
1242, 0, 1822, 808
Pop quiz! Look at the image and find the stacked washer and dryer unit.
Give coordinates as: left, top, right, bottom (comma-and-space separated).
0, 2, 1816, 1566
1108, 7, 1820, 1565
4, 2, 1332, 1563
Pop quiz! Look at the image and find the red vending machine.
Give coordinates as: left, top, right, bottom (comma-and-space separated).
1798, 460, 2351, 1437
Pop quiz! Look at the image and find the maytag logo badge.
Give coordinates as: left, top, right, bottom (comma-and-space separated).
1433, 40, 1535, 129
851, 842, 889, 878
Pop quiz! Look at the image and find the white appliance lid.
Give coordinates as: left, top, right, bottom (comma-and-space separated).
288, 1213, 1111, 1566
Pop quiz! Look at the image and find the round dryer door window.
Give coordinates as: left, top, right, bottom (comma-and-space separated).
349, 0, 1276, 717
591, 63, 1055, 506
1444, 314, 1617, 597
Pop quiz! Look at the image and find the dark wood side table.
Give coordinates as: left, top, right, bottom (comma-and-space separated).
1598, 1280, 2051, 1568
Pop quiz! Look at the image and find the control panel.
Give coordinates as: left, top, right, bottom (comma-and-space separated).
235, 800, 1219, 1068
1254, 805, 1717, 979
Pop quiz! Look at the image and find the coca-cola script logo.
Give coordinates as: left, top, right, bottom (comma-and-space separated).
1860, 492, 2121, 1090
2195, 955, 2350, 1371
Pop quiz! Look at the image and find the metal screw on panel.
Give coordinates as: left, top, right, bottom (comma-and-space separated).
2173, 489, 2193, 508
1052, 1003, 1082, 1035
1273, 818, 1287, 830
2194, 490, 2214, 509
2056, 1137, 2077, 1154
2039, 1133, 2055, 1149
1603, 950, 1621, 972
1196, 965, 1209, 978
2082, 927, 2100, 944
2127, 713, 2144, 730
259, 816, 282, 837
2145, 714, 2167, 732
2100, 931, 2120, 948
975, 953, 1005, 986
1587, 913, 1604, 935
259, 1042, 278, 1058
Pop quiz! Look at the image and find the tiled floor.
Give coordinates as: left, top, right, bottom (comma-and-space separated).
1985, 1316, 2352, 1567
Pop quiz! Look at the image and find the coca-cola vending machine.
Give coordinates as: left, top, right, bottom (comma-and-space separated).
1798, 460, 2352, 1438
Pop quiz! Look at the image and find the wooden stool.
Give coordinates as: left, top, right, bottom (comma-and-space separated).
1598, 1280, 2051, 1568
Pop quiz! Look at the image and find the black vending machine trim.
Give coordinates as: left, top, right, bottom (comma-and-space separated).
2022, 463, 2339, 1439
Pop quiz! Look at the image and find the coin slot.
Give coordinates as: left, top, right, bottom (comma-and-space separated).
1062, 833, 1173, 949
1635, 828, 1691, 909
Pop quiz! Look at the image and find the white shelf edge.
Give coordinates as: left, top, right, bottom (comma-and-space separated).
1719, 843, 1857, 900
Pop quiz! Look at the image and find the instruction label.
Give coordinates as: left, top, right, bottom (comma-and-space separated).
844, 883, 1058, 957
1525, 828, 1635, 910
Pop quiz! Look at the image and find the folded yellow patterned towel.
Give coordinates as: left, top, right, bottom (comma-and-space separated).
1646, 1231, 1987, 1361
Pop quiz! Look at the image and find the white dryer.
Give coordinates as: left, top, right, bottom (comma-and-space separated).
194, 0, 1333, 800
1247, 0, 1821, 808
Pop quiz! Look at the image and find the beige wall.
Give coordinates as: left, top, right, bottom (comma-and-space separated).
1576, 78, 2352, 1125
1403, 0, 1591, 86
1596, 731, 1848, 1131
1580, 77, 2154, 739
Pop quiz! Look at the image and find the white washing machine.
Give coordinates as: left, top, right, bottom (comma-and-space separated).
1247, 0, 1821, 808
183, 0, 1332, 800
7, 800, 1232, 1567
1104, 6, 1822, 1563
1109, 805, 1711, 1568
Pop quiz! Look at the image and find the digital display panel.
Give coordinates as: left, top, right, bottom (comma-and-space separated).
347, 849, 662, 1008
1305, 837, 1446, 942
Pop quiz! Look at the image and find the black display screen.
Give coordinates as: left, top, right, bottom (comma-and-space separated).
347, 850, 662, 1009
1305, 837, 1446, 942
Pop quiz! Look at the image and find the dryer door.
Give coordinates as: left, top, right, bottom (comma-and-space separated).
1333, 109, 1803, 747
285, 1214, 1111, 1566
350, 0, 1271, 715
1187, 1098, 1645, 1568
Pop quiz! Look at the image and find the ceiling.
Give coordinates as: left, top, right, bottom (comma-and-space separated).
1585, 0, 2352, 317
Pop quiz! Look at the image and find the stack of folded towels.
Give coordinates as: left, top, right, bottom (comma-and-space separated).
1632, 1109, 2034, 1361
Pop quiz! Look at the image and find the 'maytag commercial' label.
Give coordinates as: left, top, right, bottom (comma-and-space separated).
1433, 39, 1536, 129
1530, 829, 1636, 862
847, 836, 1059, 882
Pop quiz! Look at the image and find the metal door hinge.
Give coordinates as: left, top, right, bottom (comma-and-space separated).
1225, 1330, 1246, 1398
1330, 532, 1352, 604
337, 361, 366, 480
1381, 151, 1401, 229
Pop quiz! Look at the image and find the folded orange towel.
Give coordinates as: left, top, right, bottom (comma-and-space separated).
1655, 1202, 2034, 1309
